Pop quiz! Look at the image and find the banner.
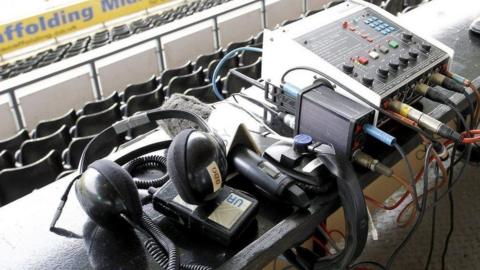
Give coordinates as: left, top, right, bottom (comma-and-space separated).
0, 0, 170, 55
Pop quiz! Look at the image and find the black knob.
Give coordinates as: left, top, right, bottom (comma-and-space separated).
389, 59, 400, 70
402, 32, 413, 42
409, 48, 419, 59
421, 42, 431, 52
377, 66, 389, 78
399, 54, 410, 65
362, 75, 374, 87
342, 62, 354, 74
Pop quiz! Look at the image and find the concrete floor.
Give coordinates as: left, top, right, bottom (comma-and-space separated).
356, 161, 480, 270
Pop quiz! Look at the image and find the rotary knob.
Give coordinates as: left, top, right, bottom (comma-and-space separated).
409, 48, 419, 59
421, 42, 431, 52
389, 59, 400, 70
342, 62, 354, 74
399, 54, 410, 65
402, 32, 413, 42
362, 75, 374, 87
377, 66, 389, 78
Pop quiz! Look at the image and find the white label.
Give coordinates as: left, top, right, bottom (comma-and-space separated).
206, 161, 222, 192
208, 193, 252, 229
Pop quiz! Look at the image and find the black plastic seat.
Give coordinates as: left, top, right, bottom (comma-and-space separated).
166, 68, 206, 96
159, 61, 193, 87
125, 85, 164, 116
83, 91, 120, 115
240, 43, 262, 66
224, 58, 262, 94
32, 109, 77, 138
74, 103, 122, 137
64, 136, 93, 169
0, 150, 14, 172
19, 125, 71, 165
185, 81, 222, 103
207, 55, 239, 81
225, 38, 253, 53
305, 9, 322, 17
0, 150, 63, 206
194, 49, 224, 71
122, 75, 159, 102
280, 17, 302, 27
0, 129, 30, 154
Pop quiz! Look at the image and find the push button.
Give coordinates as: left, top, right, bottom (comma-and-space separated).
369, 51, 380, 59
358, 56, 369, 65
379, 46, 389, 54
388, 40, 399, 48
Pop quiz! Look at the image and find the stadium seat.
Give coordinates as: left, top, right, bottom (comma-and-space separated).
83, 91, 120, 115
0, 150, 14, 172
63, 136, 93, 169
125, 85, 164, 116
185, 80, 222, 103
74, 103, 122, 137
32, 109, 77, 138
160, 61, 193, 88
166, 68, 206, 96
122, 75, 159, 102
207, 56, 239, 81
194, 49, 224, 71
0, 129, 30, 154
225, 38, 253, 53
19, 125, 71, 165
240, 43, 263, 66
0, 150, 63, 206
224, 58, 262, 94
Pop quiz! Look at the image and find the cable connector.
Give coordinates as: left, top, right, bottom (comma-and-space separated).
414, 83, 455, 107
353, 150, 393, 177
431, 73, 465, 93
363, 124, 396, 147
388, 100, 461, 143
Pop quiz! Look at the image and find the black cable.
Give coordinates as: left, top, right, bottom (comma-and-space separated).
124, 155, 170, 189
441, 144, 457, 270
349, 260, 387, 270
141, 212, 179, 270
385, 144, 433, 269
424, 163, 440, 270
280, 66, 436, 142
393, 142, 421, 211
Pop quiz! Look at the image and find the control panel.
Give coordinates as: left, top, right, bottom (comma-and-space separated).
261, 0, 453, 125
294, 8, 449, 102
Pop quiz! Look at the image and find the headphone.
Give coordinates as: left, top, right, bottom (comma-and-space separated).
50, 109, 227, 270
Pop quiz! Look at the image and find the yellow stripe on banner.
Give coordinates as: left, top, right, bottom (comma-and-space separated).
0, 0, 170, 55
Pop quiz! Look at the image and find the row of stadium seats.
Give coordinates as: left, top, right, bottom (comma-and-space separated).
0, 0, 233, 81
0, 31, 264, 206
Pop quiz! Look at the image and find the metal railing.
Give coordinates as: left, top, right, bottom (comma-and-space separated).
0, 0, 268, 130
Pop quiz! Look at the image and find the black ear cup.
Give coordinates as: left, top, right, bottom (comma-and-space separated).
167, 129, 228, 205
76, 159, 142, 229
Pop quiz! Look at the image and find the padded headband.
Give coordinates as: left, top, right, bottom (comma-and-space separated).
79, 109, 211, 173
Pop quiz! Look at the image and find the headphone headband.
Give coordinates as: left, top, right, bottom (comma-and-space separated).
79, 109, 211, 172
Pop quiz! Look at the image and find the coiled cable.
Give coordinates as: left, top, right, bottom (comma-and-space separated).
124, 155, 169, 189
144, 238, 213, 270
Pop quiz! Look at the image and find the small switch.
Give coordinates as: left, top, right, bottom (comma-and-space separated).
399, 54, 410, 65
409, 48, 419, 59
402, 32, 413, 42
379, 45, 389, 54
389, 59, 400, 70
358, 56, 369, 65
388, 40, 399, 48
369, 51, 380, 59
421, 42, 432, 52
377, 66, 389, 78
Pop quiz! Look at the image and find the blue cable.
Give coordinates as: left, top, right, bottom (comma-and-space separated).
211, 46, 263, 100
363, 124, 397, 147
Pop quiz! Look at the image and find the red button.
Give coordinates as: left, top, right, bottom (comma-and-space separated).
358, 56, 369, 65
349, 26, 356, 31
361, 33, 368, 39
342, 21, 348, 29
366, 37, 373, 42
